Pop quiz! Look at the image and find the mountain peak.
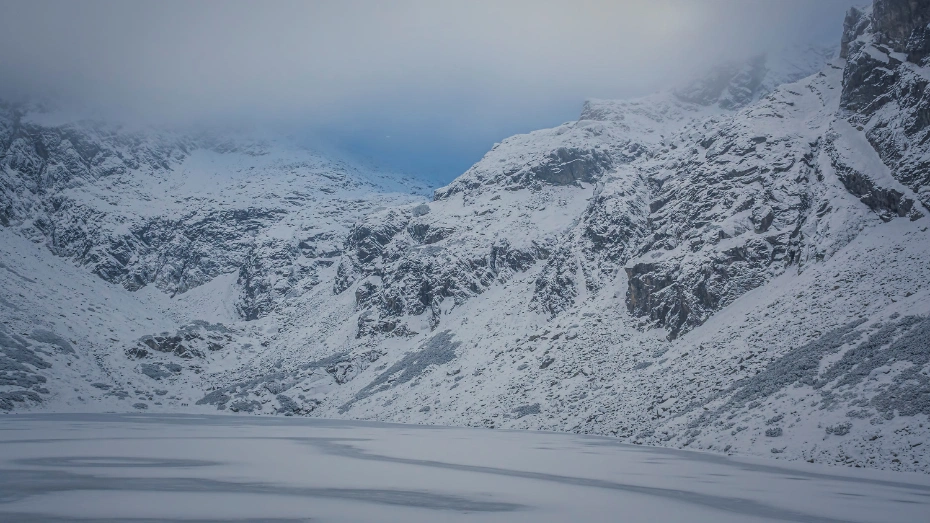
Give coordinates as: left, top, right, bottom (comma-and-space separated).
2, 0, 930, 476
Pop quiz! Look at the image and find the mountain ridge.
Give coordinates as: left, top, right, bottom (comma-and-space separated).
2, 0, 930, 474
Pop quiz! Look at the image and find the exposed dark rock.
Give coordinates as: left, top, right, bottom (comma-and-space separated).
228, 399, 262, 413
533, 183, 648, 316
513, 403, 541, 418
872, 0, 930, 54
138, 362, 182, 381
126, 322, 233, 360
519, 147, 614, 186
0, 390, 42, 411
275, 394, 312, 415
196, 389, 231, 407
407, 223, 454, 245
840, 1, 930, 211
0, 324, 52, 409
237, 238, 312, 321
29, 329, 74, 354
826, 422, 853, 436
344, 331, 460, 410
0, 105, 355, 322
139, 364, 173, 381
841, 8, 873, 59
337, 203, 547, 334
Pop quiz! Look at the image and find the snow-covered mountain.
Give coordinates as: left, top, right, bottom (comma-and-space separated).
2, 0, 929, 474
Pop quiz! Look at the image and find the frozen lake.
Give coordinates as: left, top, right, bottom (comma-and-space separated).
0, 414, 928, 522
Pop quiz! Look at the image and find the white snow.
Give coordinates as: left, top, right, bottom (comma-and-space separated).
2, 24, 928, 478
1, 414, 928, 523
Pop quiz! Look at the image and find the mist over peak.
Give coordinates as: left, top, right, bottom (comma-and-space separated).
0, 0, 859, 182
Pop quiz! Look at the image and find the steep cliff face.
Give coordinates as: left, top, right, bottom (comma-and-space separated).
621, 1, 930, 337
873, 0, 930, 52
0, 109, 427, 317
531, 168, 649, 317
624, 83, 831, 337
841, 2, 930, 217
332, 47, 839, 338
295, 3, 930, 473
0, 106, 190, 227
0, 112, 428, 413
520, 60, 857, 339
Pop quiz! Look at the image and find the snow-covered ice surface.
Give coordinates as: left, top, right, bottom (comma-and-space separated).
1, 414, 929, 523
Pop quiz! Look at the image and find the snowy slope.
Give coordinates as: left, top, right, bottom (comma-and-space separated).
2, 0, 929, 475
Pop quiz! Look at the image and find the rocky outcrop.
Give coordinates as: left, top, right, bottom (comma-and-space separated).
513, 147, 615, 186
433, 123, 637, 200
32, 206, 289, 296
619, 5, 929, 337
872, 0, 930, 53
623, 85, 828, 337
332, 47, 841, 338
625, 238, 782, 338
0, 323, 77, 410
126, 321, 235, 361
841, 8, 875, 59
0, 112, 268, 299
337, 202, 547, 336
825, 125, 924, 221
840, 1, 930, 213
237, 238, 317, 320
532, 176, 649, 316
0, 106, 424, 322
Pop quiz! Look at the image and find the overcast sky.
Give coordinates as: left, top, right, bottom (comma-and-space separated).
0, 0, 860, 183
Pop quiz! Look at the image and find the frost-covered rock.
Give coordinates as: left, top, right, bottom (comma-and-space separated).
840, 1, 930, 212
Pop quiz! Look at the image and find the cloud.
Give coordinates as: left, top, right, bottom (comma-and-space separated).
0, 0, 860, 180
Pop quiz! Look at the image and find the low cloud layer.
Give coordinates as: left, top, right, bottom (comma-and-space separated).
0, 0, 860, 181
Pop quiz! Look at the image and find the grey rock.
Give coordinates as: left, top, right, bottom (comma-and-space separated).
344, 331, 460, 410
228, 399, 262, 413
139, 364, 172, 381
275, 394, 304, 415
127, 322, 233, 360
0, 390, 42, 410
196, 389, 231, 407
337, 205, 544, 334
872, 0, 930, 53
840, 2, 930, 212
512, 403, 541, 418
29, 329, 74, 354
